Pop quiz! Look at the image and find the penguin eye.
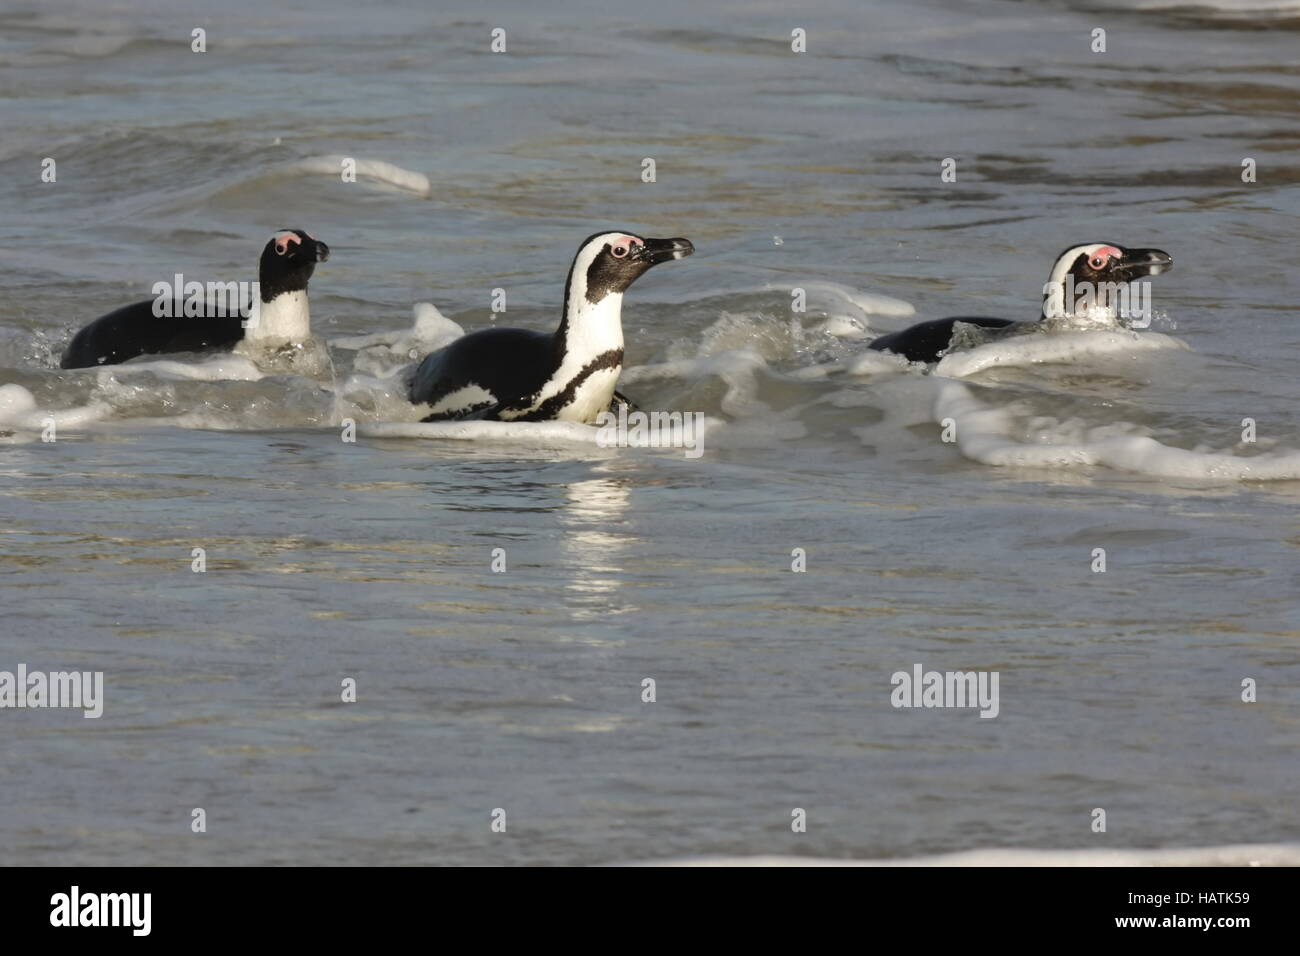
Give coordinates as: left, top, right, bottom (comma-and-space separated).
275, 241, 289, 255
1089, 255, 1109, 270
611, 244, 629, 259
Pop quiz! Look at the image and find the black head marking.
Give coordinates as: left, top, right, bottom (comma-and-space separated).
1063, 243, 1126, 286
258, 228, 330, 302
553, 232, 694, 362
582, 233, 653, 303
1057, 243, 1173, 284
568, 231, 696, 306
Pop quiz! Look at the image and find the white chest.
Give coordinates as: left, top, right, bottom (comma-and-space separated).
525, 292, 624, 422
556, 365, 622, 422
244, 290, 311, 346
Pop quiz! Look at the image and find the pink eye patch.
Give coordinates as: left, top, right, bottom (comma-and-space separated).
610, 235, 642, 258
1088, 245, 1122, 268
274, 232, 303, 255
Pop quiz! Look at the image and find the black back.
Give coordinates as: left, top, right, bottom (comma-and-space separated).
408, 327, 558, 420
866, 316, 1017, 364
60, 298, 247, 369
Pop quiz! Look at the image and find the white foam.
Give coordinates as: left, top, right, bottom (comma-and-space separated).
630, 842, 1300, 867
0, 383, 111, 436
677, 312, 793, 365
328, 304, 467, 420
624, 348, 771, 418
847, 349, 913, 376
333, 302, 463, 352
238, 337, 334, 380
333, 302, 466, 381
811, 314, 871, 339
934, 329, 1188, 378
790, 280, 916, 318
91, 355, 266, 382
935, 381, 1300, 481
291, 155, 431, 198
331, 368, 419, 422
0, 383, 37, 420
1133, 0, 1299, 10
361, 420, 602, 444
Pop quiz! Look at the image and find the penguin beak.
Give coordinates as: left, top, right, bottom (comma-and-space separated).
1117, 248, 1172, 278
311, 238, 330, 263
634, 237, 694, 265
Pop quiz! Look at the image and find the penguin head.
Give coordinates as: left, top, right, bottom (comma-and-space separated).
568, 231, 695, 305
1042, 243, 1173, 320
258, 229, 330, 301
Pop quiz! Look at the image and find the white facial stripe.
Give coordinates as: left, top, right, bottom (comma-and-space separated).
567, 232, 633, 305
1047, 243, 1115, 287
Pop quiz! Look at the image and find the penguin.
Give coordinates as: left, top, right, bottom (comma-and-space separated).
59, 229, 330, 369
408, 231, 694, 423
866, 243, 1174, 363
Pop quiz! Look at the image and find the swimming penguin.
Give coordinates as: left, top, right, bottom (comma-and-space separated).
866, 243, 1173, 363
59, 229, 330, 369
408, 231, 694, 422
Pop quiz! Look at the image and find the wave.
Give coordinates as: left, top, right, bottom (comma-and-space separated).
934, 329, 1189, 378
7, 279, 1298, 485
288, 156, 432, 198
624, 842, 1300, 867
935, 381, 1300, 481
331, 303, 464, 372
80, 355, 267, 383
1128, 0, 1300, 10
0, 383, 111, 440
782, 281, 915, 320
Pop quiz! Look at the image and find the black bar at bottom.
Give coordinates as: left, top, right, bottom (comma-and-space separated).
1, 864, 1285, 940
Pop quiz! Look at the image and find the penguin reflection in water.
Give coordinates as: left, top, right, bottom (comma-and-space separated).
60, 229, 333, 376
408, 231, 694, 423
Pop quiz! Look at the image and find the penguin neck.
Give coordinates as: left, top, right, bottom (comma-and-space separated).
553, 289, 624, 370
246, 287, 311, 345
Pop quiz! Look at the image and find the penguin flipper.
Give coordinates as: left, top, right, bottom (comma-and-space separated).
420, 402, 501, 423
867, 316, 1018, 363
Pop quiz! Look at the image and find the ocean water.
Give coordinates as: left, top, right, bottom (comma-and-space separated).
1, 0, 1298, 866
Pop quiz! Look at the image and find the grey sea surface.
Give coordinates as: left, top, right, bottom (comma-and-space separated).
0, 0, 1297, 865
